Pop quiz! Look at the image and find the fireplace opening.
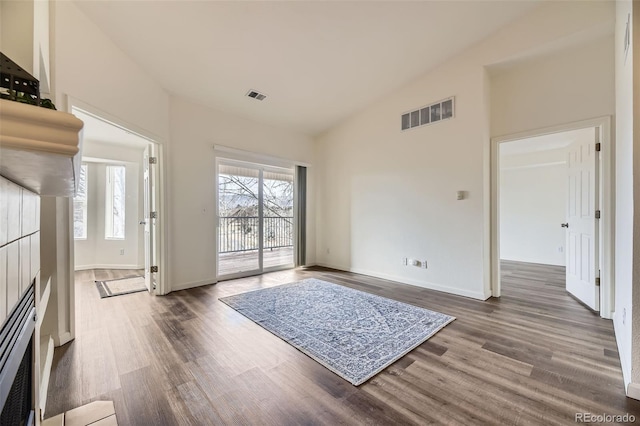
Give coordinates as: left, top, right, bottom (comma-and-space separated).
0, 283, 36, 426
0, 339, 33, 426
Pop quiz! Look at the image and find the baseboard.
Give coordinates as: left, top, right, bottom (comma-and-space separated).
56, 331, 73, 347
74, 264, 144, 271
39, 336, 55, 419
613, 311, 633, 393
627, 382, 640, 401
171, 279, 217, 292
500, 258, 566, 268
315, 262, 487, 300
314, 262, 352, 272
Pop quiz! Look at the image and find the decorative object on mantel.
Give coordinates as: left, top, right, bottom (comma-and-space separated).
0, 52, 55, 110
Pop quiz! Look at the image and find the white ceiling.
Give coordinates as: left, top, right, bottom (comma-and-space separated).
73, 108, 151, 149
74, 0, 540, 136
500, 127, 594, 157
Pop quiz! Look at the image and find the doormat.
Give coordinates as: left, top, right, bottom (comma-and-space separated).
219, 278, 455, 385
95, 276, 147, 298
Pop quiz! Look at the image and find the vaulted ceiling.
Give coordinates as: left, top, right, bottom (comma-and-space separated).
75, 1, 540, 135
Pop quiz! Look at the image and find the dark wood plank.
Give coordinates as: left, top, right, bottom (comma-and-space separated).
44, 262, 640, 424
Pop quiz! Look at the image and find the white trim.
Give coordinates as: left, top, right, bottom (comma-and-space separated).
315, 263, 488, 300
56, 331, 73, 347
213, 144, 311, 168
500, 161, 566, 171
38, 335, 54, 419
66, 95, 169, 297
65, 96, 165, 144
627, 383, 640, 401
171, 279, 217, 292
614, 311, 632, 390
74, 264, 144, 271
490, 116, 614, 319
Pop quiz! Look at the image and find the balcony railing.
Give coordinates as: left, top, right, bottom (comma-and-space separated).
218, 216, 293, 254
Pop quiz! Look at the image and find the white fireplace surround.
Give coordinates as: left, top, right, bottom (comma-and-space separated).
0, 98, 83, 423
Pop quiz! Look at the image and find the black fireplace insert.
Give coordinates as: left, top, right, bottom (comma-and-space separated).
0, 283, 36, 426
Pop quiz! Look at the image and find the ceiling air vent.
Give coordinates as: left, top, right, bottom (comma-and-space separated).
246, 90, 267, 101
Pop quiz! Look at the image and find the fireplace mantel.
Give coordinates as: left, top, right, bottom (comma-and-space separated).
0, 98, 83, 424
0, 99, 84, 196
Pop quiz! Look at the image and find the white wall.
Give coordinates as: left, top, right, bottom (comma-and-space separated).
632, 2, 640, 394
614, 0, 640, 397
315, 1, 614, 300
52, 2, 170, 140
74, 142, 144, 270
0, 1, 34, 77
500, 149, 566, 266
491, 35, 614, 137
39, 1, 171, 344
168, 97, 316, 291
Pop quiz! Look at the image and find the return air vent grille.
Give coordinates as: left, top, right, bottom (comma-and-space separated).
246, 90, 267, 101
401, 97, 454, 131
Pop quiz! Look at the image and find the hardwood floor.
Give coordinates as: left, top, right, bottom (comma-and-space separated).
46, 263, 640, 425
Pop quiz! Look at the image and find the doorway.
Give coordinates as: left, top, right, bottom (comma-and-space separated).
491, 117, 613, 318
216, 159, 296, 279
70, 107, 163, 295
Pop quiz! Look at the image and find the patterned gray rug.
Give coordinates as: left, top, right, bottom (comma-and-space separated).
219, 278, 455, 385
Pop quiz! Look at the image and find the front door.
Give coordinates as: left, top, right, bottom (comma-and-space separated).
565, 128, 599, 311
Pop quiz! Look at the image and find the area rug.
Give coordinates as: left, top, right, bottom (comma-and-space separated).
219, 278, 455, 385
95, 276, 147, 298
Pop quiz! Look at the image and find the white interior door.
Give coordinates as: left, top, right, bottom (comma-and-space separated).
142, 144, 155, 292
565, 129, 599, 311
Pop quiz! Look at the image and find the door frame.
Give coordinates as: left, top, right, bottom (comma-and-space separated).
67, 96, 168, 297
490, 116, 613, 319
215, 156, 296, 281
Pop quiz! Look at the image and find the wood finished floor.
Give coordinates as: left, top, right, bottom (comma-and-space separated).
46, 263, 640, 425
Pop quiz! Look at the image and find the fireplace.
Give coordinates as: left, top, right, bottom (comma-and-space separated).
0, 283, 36, 426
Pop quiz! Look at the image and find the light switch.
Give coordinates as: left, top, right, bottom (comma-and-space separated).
457, 191, 465, 200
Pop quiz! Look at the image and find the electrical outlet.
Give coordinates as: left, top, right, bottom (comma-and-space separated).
120, 249, 125, 255
402, 257, 408, 266
422, 260, 428, 269
326, 248, 330, 255
557, 246, 564, 253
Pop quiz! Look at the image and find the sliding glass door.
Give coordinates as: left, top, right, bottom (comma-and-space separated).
217, 160, 295, 279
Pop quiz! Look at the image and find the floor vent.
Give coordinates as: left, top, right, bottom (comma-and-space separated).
401, 97, 454, 131
246, 90, 267, 101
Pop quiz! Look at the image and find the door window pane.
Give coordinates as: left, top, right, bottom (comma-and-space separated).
263, 170, 294, 269
218, 164, 260, 275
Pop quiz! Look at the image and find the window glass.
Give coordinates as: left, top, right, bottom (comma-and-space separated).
105, 165, 126, 239
73, 164, 88, 239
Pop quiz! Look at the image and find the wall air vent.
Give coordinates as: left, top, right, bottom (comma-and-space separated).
401, 97, 454, 131
246, 90, 267, 101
